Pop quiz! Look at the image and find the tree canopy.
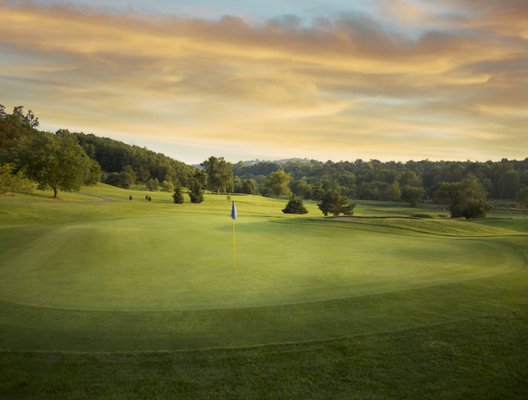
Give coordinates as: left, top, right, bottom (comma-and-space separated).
264, 169, 292, 198
201, 156, 234, 194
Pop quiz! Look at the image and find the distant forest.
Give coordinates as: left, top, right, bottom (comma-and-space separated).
233, 158, 528, 204
1, 105, 527, 209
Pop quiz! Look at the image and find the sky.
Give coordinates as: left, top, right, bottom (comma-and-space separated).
1, 0, 527, 164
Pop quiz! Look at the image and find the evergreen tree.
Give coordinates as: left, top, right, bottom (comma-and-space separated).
282, 196, 308, 214
188, 178, 204, 203
172, 183, 184, 204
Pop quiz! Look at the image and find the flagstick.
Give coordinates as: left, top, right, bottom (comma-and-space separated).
232, 219, 237, 271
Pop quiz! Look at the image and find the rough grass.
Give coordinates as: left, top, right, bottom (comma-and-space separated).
0, 184, 527, 399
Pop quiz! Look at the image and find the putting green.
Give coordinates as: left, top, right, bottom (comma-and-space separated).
0, 185, 526, 353
0, 212, 523, 312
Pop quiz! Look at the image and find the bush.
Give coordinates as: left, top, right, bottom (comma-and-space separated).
0, 163, 33, 194
188, 179, 204, 203
172, 185, 184, 204
282, 197, 308, 214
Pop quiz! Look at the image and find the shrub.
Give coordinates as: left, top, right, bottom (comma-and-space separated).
282, 197, 308, 214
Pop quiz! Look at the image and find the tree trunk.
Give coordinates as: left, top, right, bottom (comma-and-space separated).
53, 187, 58, 198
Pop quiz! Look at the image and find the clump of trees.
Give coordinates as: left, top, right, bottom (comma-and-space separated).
0, 164, 33, 194
317, 190, 356, 216
282, 196, 308, 214
232, 157, 528, 216
433, 175, 491, 219
1, 106, 99, 198
201, 156, 233, 194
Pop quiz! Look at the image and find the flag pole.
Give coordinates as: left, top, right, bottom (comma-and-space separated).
232, 219, 237, 271
231, 201, 237, 271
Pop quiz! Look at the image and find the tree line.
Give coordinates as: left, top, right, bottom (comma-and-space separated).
1, 105, 526, 218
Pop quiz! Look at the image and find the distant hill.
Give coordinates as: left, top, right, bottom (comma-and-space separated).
70, 131, 196, 186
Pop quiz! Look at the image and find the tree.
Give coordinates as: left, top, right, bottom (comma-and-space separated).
172, 182, 184, 204
84, 159, 101, 185
317, 190, 356, 216
290, 179, 312, 199
498, 170, 520, 200
264, 169, 292, 198
401, 185, 424, 207
188, 178, 204, 203
0, 163, 33, 194
146, 178, 160, 191
282, 196, 308, 214
434, 175, 490, 219
241, 179, 258, 195
201, 156, 233, 194
160, 180, 174, 192
387, 181, 401, 202
517, 187, 528, 208
17, 131, 91, 198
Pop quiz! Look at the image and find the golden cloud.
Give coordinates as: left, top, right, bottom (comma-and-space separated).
0, 0, 526, 162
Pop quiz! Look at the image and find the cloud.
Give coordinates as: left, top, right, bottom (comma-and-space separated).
0, 0, 526, 162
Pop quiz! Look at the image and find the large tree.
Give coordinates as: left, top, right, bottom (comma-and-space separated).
201, 156, 233, 194
264, 169, 292, 198
16, 131, 91, 198
317, 190, 356, 216
434, 175, 490, 219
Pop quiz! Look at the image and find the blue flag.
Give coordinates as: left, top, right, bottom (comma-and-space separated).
231, 201, 237, 220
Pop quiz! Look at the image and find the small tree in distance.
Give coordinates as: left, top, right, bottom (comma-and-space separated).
282, 196, 308, 214
318, 190, 356, 216
172, 183, 184, 204
188, 178, 204, 203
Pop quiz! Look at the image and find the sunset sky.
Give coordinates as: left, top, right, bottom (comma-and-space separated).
1, 0, 527, 164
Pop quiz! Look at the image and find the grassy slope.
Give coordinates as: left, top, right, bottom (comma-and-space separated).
0, 185, 527, 398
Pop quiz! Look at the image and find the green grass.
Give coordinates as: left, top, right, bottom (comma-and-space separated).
1, 184, 527, 398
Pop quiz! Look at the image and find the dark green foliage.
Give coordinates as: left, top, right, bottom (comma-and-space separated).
460, 200, 491, 219
16, 131, 92, 198
0, 105, 39, 162
434, 175, 491, 219
401, 185, 425, 207
499, 170, 520, 200
172, 184, 184, 204
129, 195, 133, 201
84, 159, 101, 185
71, 131, 194, 185
317, 190, 356, 216
188, 178, 204, 203
104, 170, 134, 189
282, 196, 308, 214
241, 179, 258, 194
233, 158, 528, 205
517, 187, 528, 208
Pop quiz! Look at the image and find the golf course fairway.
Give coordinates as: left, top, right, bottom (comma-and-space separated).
1, 184, 527, 398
